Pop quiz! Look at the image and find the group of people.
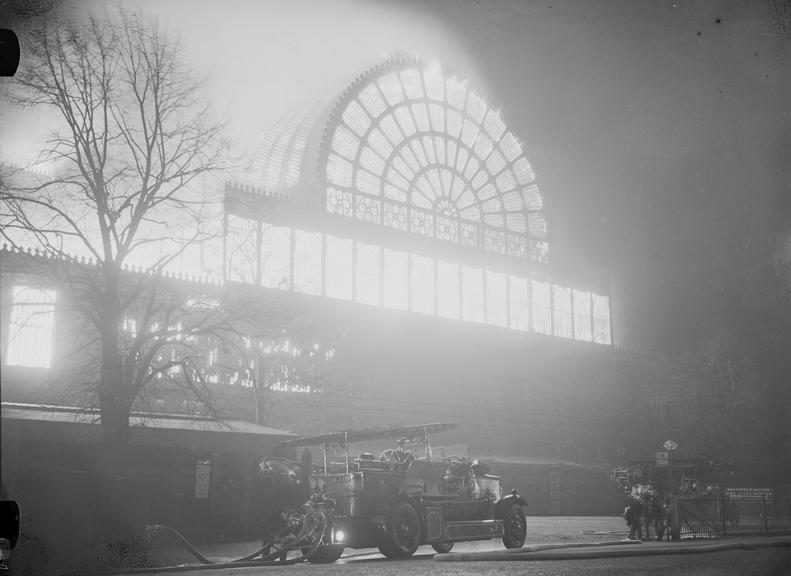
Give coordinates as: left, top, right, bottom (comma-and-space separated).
623, 484, 671, 541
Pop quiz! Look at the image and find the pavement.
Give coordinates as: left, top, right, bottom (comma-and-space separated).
150, 534, 791, 569
434, 535, 791, 562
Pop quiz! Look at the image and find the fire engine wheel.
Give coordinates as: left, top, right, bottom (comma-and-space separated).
378, 501, 422, 558
502, 504, 527, 549
431, 541, 454, 554
302, 544, 344, 564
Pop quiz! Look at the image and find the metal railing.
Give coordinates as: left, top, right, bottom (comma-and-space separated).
678, 495, 791, 538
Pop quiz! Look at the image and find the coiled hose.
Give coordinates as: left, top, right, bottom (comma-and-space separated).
128, 514, 329, 573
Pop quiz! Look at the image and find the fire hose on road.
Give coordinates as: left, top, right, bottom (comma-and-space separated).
114, 494, 337, 574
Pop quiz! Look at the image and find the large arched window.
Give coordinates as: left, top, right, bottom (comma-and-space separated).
322, 58, 549, 263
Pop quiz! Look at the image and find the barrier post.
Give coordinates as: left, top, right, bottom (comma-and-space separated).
717, 493, 726, 537
669, 496, 681, 540
763, 495, 769, 535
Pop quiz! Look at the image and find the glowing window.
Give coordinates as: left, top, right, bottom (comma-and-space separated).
325, 236, 353, 301
293, 230, 322, 295
508, 276, 529, 331
379, 73, 405, 106
486, 271, 508, 327
552, 285, 573, 339
573, 290, 593, 342
327, 187, 353, 217
261, 224, 291, 290
593, 294, 612, 345
410, 255, 435, 315
446, 76, 466, 110
226, 215, 258, 284
395, 107, 416, 137
424, 69, 444, 101
359, 83, 387, 117
360, 147, 385, 176
356, 242, 381, 306
369, 128, 394, 159
343, 100, 370, 136
383, 249, 409, 310
331, 125, 360, 160
6, 286, 56, 368
527, 213, 548, 238
327, 154, 353, 188
466, 91, 487, 124
461, 266, 484, 323
501, 132, 522, 162
436, 260, 460, 319
411, 102, 430, 132
325, 62, 550, 263
484, 110, 506, 141
514, 158, 535, 186
531, 280, 551, 335
400, 69, 423, 99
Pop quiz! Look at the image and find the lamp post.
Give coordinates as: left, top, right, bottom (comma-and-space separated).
663, 440, 678, 493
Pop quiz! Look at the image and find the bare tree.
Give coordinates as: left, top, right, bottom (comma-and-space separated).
0, 9, 243, 446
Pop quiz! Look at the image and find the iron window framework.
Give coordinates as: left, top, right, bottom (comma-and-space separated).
321, 58, 550, 264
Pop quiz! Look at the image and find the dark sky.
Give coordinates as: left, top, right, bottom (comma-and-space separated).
395, 0, 790, 352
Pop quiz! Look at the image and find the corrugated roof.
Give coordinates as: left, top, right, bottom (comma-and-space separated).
278, 422, 457, 447
1, 402, 294, 437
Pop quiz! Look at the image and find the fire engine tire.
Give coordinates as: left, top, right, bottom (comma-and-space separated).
502, 504, 527, 549
303, 544, 344, 563
378, 501, 422, 558
431, 542, 454, 554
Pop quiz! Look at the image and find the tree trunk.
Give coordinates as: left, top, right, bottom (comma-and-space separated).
98, 266, 132, 447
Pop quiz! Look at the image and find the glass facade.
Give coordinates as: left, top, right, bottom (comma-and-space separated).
383, 249, 409, 310
225, 220, 611, 343
436, 260, 460, 319
226, 215, 258, 284
293, 231, 322, 295
261, 224, 291, 290
225, 58, 612, 346
6, 286, 56, 368
325, 235, 353, 300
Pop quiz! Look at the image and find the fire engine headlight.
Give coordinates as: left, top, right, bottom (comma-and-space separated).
333, 529, 345, 543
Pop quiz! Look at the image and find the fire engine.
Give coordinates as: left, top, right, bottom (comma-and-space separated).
271, 422, 527, 563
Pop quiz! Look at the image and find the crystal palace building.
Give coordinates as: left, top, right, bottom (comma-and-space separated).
216, 54, 641, 496
2, 54, 653, 516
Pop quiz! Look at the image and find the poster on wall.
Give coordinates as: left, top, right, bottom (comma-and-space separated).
195, 459, 211, 499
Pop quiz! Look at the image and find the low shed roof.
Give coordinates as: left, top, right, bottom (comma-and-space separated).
1, 402, 295, 456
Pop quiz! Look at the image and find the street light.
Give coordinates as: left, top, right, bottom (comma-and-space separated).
663, 439, 678, 493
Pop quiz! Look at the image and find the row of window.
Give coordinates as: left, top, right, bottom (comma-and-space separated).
3, 284, 338, 392
225, 217, 612, 344
3, 217, 610, 371
5, 286, 56, 368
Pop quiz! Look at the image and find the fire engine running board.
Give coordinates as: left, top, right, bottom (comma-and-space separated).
444, 520, 504, 540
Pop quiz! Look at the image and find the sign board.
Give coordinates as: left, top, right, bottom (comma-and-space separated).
195, 459, 211, 499
613, 467, 631, 480
663, 440, 678, 451
655, 451, 670, 467
726, 487, 774, 503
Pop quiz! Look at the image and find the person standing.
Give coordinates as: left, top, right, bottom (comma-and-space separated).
624, 494, 643, 540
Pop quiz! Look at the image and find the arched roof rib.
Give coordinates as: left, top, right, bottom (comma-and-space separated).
245, 53, 551, 263
246, 96, 336, 192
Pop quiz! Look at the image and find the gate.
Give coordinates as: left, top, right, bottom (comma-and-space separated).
677, 494, 788, 538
